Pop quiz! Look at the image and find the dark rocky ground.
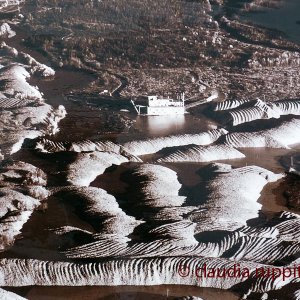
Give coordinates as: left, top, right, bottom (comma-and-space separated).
14, 0, 300, 103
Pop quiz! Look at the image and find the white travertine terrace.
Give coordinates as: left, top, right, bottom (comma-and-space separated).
66, 152, 129, 186
0, 255, 296, 297
0, 23, 15, 38
0, 188, 40, 250
0, 288, 27, 300
0, 42, 65, 157
214, 98, 300, 126
122, 129, 228, 156
224, 119, 300, 149
158, 144, 245, 162
56, 186, 143, 238
192, 163, 284, 232
0, 161, 47, 250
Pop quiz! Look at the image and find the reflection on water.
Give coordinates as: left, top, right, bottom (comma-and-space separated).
136, 114, 186, 136
134, 114, 216, 138
115, 113, 217, 144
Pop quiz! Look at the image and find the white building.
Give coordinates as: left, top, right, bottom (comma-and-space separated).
132, 93, 185, 116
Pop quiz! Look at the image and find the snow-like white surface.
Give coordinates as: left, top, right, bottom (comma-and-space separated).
132, 164, 187, 207
0, 288, 27, 300
224, 119, 300, 149
0, 65, 43, 100
66, 152, 129, 186
19, 52, 55, 77
0, 257, 271, 291
158, 144, 245, 163
0, 188, 40, 250
0, 23, 16, 38
0, 160, 47, 186
57, 186, 142, 237
270, 100, 300, 116
214, 99, 300, 126
193, 163, 284, 232
123, 129, 228, 156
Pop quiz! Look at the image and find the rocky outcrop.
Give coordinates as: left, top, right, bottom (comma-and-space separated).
0, 42, 65, 157
0, 161, 47, 250
0, 23, 15, 38
0, 188, 40, 250
18, 52, 55, 77
0, 160, 47, 187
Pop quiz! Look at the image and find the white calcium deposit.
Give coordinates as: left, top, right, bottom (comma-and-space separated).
66, 152, 129, 186
132, 164, 187, 207
0, 161, 47, 250
213, 99, 300, 126
0, 188, 40, 250
270, 100, 300, 116
158, 144, 245, 163
56, 186, 143, 237
224, 118, 300, 149
0, 288, 27, 300
192, 163, 284, 232
122, 129, 228, 156
0, 42, 65, 156
0, 23, 16, 38
19, 52, 55, 77
0, 257, 278, 292
0, 64, 43, 100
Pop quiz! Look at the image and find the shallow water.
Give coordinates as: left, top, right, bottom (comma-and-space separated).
6, 285, 240, 300
224, 0, 300, 44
